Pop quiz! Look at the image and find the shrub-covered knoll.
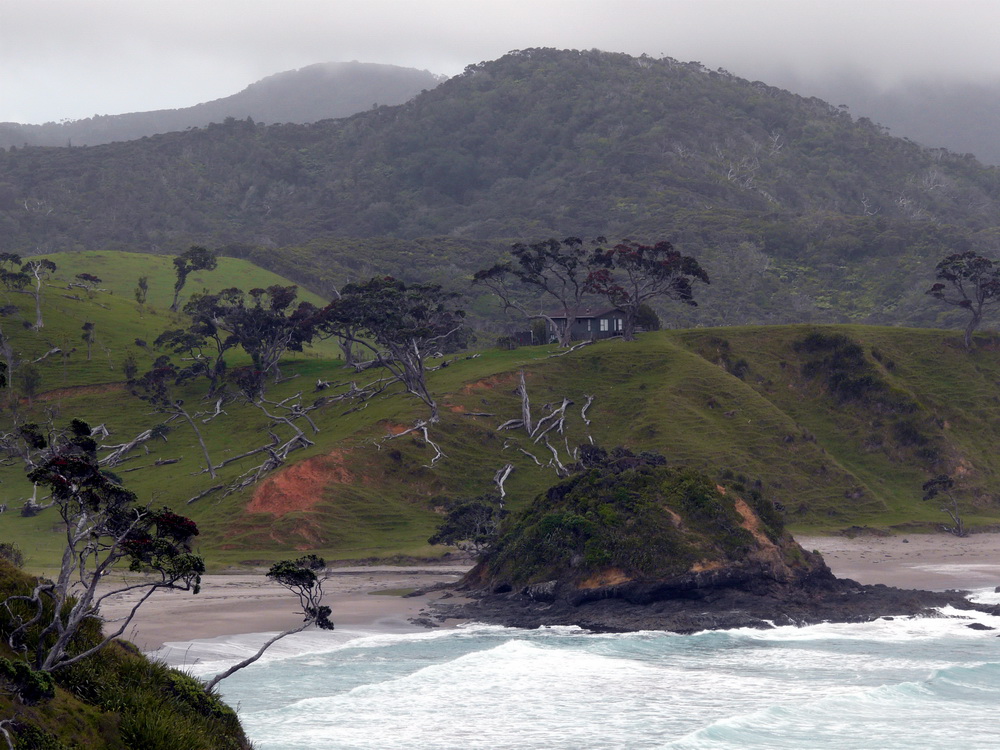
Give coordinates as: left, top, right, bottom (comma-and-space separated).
480, 457, 795, 590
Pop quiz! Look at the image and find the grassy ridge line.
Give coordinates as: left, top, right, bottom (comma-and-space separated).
39, 250, 329, 309
0, 252, 340, 392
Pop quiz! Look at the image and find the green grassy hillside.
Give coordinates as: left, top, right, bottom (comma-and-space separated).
0, 254, 998, 572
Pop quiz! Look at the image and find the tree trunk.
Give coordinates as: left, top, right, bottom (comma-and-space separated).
557, 317, 574, 347
203, 622, 310, 691
178, 408, 216, 478
33, 290, 43, 330
622, 312, 637, 342
339, 338, 355, 367
964, 311, 981, 349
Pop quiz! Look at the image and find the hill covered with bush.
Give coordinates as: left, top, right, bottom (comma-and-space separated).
2, 49, 1000, 329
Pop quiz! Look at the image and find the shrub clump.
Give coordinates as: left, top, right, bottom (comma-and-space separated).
481, 450, 784, 588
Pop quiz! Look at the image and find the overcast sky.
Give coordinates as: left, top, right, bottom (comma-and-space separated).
3, 0, 999, 124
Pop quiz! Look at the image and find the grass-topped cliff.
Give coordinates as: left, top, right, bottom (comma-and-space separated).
0, 253, 999, 571
0, 560, 249, 749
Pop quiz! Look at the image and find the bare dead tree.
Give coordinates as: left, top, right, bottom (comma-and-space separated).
493, 463, 514, 502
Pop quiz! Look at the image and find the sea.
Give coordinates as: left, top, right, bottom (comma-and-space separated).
154, 589, 1000, 750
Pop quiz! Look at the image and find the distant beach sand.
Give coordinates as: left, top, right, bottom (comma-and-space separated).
797, 532, 1000, 592
101, 534, 1000, 651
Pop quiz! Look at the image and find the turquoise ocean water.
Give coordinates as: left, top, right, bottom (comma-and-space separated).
156, 589, 1000, 750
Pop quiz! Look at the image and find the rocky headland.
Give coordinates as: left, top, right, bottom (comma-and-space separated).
431, 453, 998, 632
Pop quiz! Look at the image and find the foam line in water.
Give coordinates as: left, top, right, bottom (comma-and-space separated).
665, 663, 999, 750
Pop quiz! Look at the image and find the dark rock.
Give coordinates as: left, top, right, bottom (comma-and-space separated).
966, 622, 995, 631
432, 574, 991, 634
408, 616, 440, 628
523, 580, 559, 602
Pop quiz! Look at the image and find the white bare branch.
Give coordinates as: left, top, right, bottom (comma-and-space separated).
493, 463, 514, 501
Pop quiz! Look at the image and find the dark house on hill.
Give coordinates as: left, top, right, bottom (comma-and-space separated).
548, 307, 626, 341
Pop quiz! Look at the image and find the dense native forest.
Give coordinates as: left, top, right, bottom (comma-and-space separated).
1, 49, 1000, 334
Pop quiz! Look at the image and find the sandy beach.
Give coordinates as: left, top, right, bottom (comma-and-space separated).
100, 534, 1000, 650
100, 564, 472, 651
797, 532, 1000, 592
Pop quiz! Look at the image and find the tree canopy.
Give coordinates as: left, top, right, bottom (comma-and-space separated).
320, 276, 465, 422
171, 246, 218, 312
586, 240, 709, 340
926, 250, 1000, 348
4, 420, 203, 673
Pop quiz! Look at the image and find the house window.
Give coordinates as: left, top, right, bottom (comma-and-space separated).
616, 318, 623, 331
587, 319, 592, 331
600, 319, 609, 332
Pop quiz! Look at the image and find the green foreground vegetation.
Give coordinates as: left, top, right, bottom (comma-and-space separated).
0, 559, 249, 749
0, 252, 997, 574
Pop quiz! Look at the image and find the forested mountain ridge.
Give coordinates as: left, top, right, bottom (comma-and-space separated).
2, 48, 1000, 329
0, 61, 442, 148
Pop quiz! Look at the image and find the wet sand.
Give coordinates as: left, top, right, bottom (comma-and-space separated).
796, 532, 1000, 591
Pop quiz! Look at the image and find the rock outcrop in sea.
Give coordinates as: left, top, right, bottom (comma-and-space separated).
436, 450, 993, 631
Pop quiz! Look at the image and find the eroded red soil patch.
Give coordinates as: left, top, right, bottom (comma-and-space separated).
247, 449, 356, 516
383, 422, 412, 436
579, 568, 631, 589
460, 372, 519, 394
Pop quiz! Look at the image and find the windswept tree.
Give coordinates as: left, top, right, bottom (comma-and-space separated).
474, 237, 601, 347
21, 259, 56, 330
320, 277, 465, 424
72, 273, 102, 297
80, 321, 95, 360
429, 494, 507, 557
586, 240, 709, 341
215, 286, 319, 400
170, 246, 217, 312
159, 285, 319, 402
0, 254, 26, 293
921, 474, 967, 537
134, 275, 149, 313
156, 289, 241, 398
926, 250, 1000, 349
203, 555, 332, 690
2, 420, 204, 672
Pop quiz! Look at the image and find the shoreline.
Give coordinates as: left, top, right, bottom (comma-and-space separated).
101, 534, 1000, 651
100, 565, 472, 652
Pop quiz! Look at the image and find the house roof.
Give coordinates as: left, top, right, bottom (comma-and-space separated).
547, 306, 622, 320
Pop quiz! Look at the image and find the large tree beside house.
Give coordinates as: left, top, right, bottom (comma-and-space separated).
587, 240, 709, 341
473, 237, 602, 347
